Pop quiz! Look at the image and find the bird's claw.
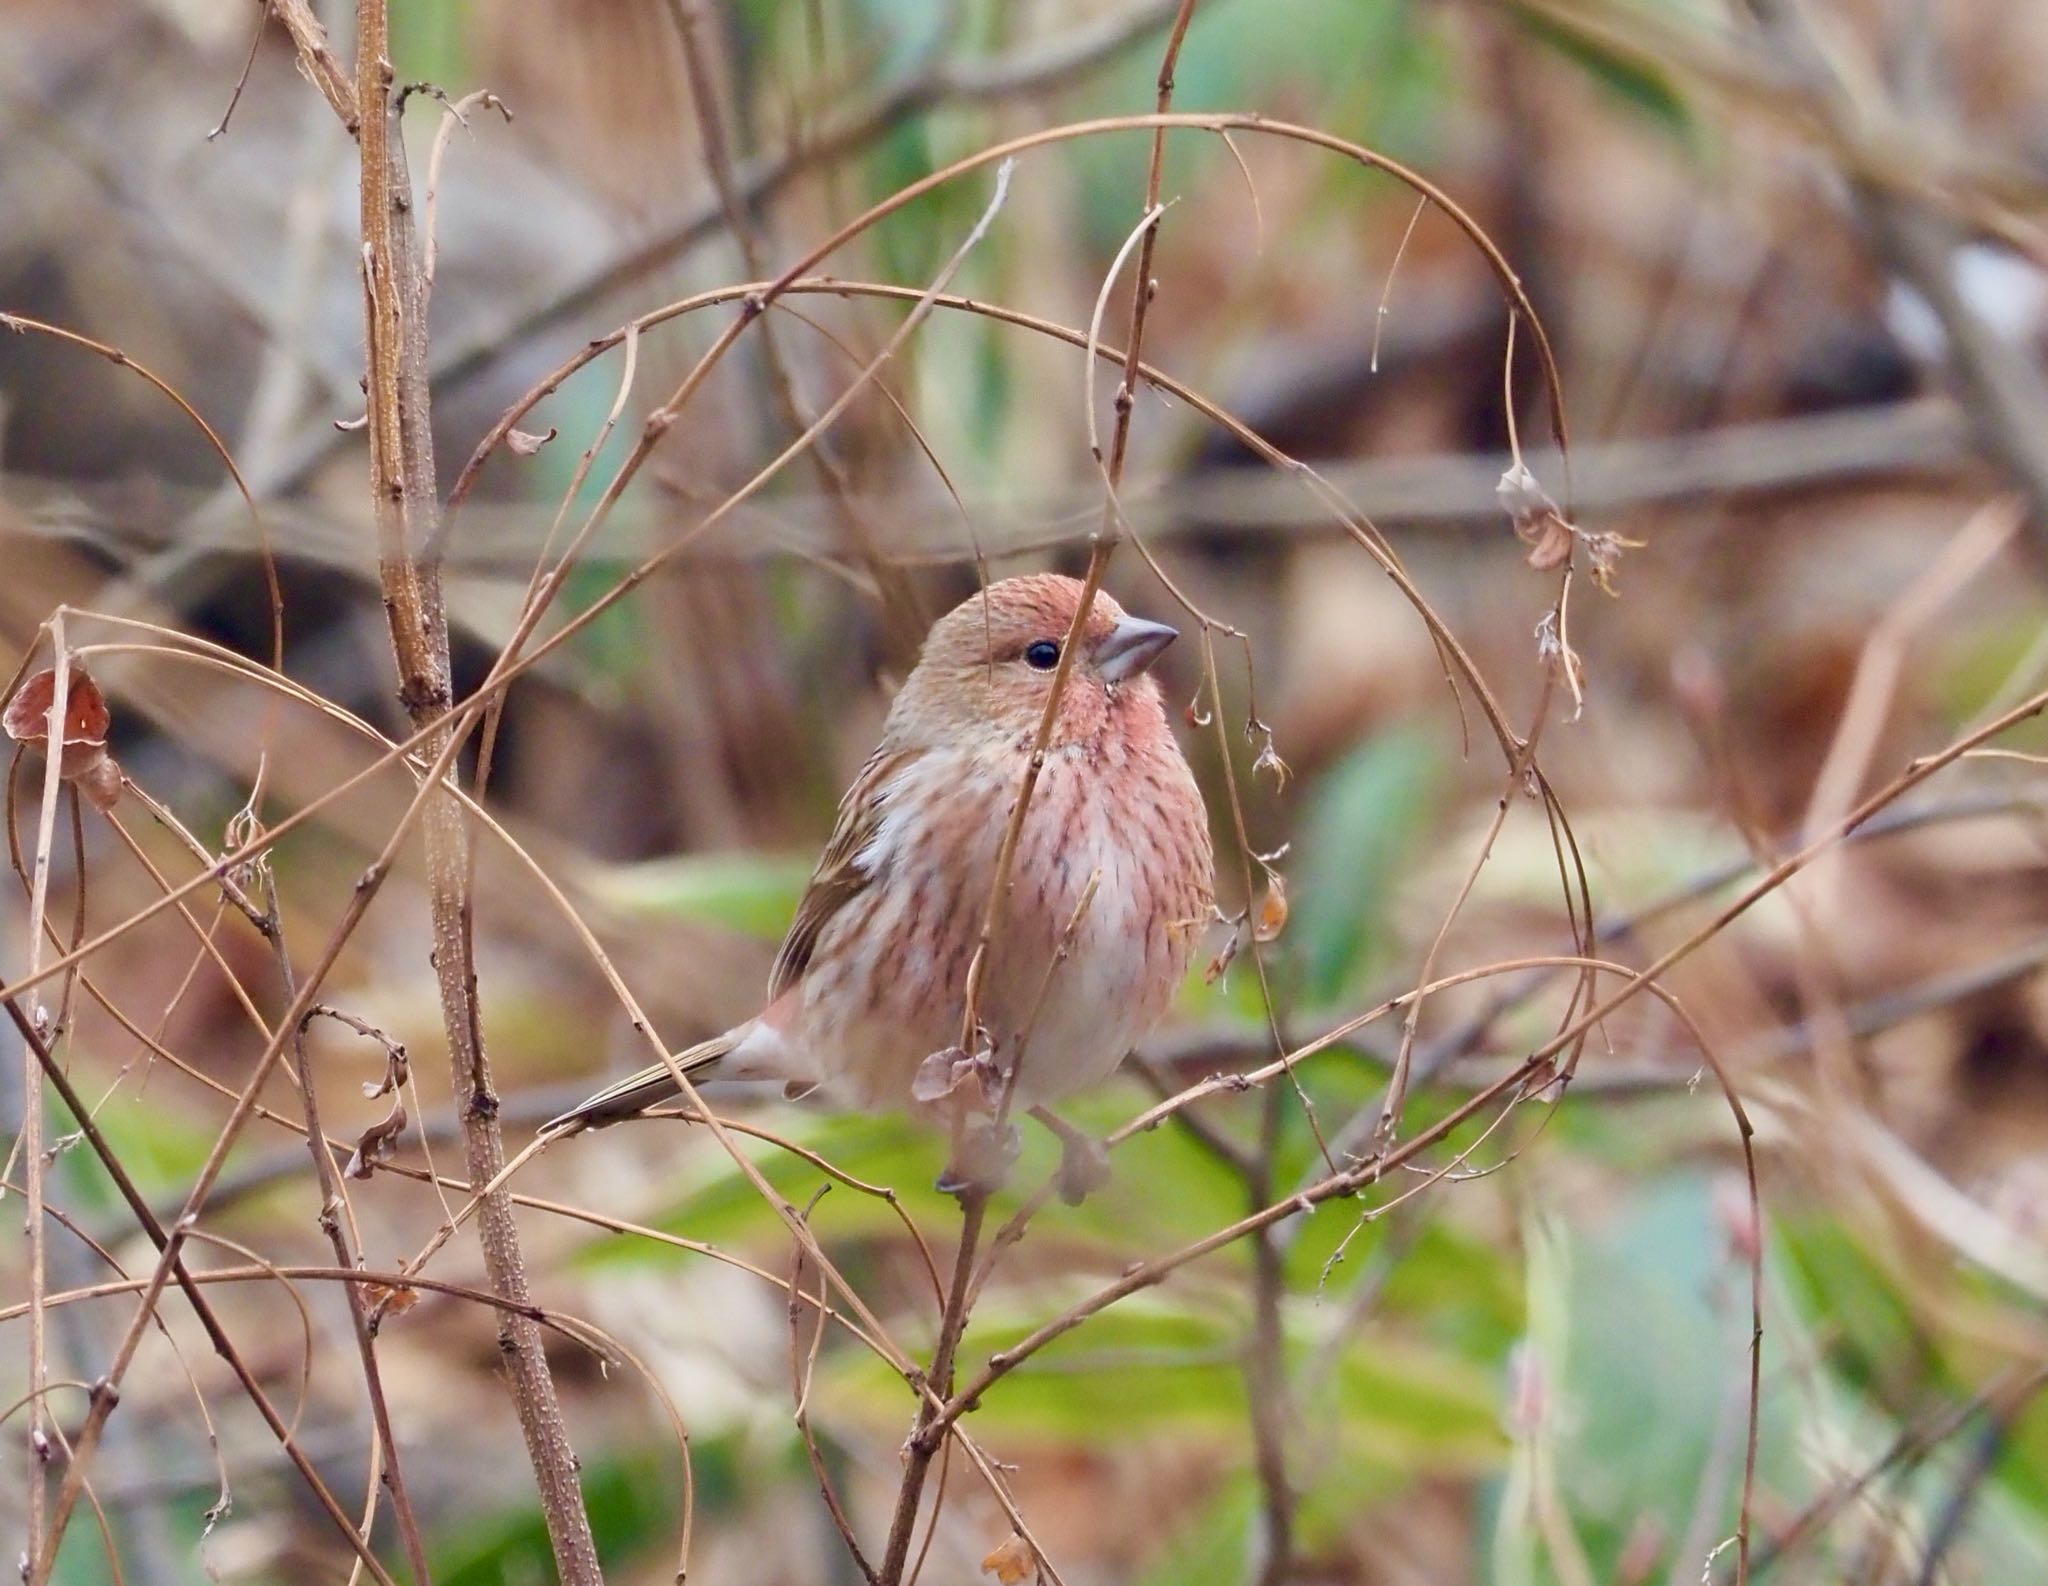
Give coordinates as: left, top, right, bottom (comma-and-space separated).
936, 1120, 1021, 1198
1054, 1131, 1112, 1205
1027, 1106, 1111, 1204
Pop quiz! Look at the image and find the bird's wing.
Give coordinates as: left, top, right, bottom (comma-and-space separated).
767, 746, 913, 1001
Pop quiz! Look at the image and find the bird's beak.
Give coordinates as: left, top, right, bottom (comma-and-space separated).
1094, 616, 1178, 684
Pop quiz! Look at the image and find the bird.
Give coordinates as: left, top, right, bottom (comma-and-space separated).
546, 573, 1216, 1198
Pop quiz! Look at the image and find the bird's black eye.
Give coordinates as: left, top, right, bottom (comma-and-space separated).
1023, 639, 1061, 671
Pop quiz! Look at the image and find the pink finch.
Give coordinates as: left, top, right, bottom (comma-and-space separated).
549, 574, 1216, 1196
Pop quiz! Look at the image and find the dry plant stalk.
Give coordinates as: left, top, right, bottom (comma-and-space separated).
874, 9, 1202, 1579
344, 0, 601, 1575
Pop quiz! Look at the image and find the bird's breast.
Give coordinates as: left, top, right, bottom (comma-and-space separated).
799, 733, 1209, 1109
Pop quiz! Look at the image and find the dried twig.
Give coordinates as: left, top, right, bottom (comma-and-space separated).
346, 0, 600, 1570
661, 0, 925, 650
272, 0, 360, 131
245, 0, 1195, 500
880, 12, 1203, 1583
3, 997, 400, 1585
264, 875, 433, 1584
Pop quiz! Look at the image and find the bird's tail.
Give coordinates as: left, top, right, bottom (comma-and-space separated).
544, 1031, 742, 1136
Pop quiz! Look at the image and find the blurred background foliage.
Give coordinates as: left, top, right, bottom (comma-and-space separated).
4, 0, 2048, 1582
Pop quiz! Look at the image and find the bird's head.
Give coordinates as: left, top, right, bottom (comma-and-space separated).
890, 574, 1179, 750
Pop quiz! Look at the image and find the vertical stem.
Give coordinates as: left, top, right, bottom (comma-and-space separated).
880, 9, 1201, 1578
664, 0, 927, 650
1244, 1087, 1295, 1585
877, 1189, 989, 1585
352, 3, 601, 1578
19, 637, 73, 1570
14, 993, 402, 1586
269, 895, 433, 1586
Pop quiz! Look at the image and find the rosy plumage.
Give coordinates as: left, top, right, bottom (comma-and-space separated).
550, 575, 1215, 1189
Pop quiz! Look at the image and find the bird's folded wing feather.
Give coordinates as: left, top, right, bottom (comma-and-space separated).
767, 747, 912, 1000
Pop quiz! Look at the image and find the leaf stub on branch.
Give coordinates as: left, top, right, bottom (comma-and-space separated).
981, 1535, 1035, 1583
345, 1100, 408, 1181
1253, 874, 1289, 944
1497, 461, 1643, 595
912, 1045, 1001, 1109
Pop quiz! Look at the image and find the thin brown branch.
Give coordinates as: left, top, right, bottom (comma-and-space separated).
17, 633, 73, 1578
30, 618, 932, 1422
348, 0, 601, 1572
25, 680, 488, 1574
273, 0, 361, 131
882, 15, 1204, 1580
877, 1190, 991, 1585
252, 0, 1193, 498
0, 315, 276, 672
661, 0, 926, 650
788, 1193, 878, 1585
4, 997, 400, 1586
1745, 1366, 2048, 1581
206, 0, 272, 141
264, 876, 434, 1585
1245, 1089, 1296, 1586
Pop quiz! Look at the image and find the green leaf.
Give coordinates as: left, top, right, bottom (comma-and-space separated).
1994, 1396, 2048, 1532
390, 0, 470, 93
64, 1088, 216, 1203
1513, 12, 1692, 139
571, 1108, 952, 1266
1289, 724, 1443, 1003
584, 851, 811, 939
833, 1297, 1254, 1440
1326, 1325, 1507, 1468
1775, 1214, 1923, 1396
1137, 1470, 1259, 1586
575, 1080, 1250, 1276
433, 1444, 733, 1585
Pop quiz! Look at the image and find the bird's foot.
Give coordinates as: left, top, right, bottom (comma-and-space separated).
936, 1119, 1020, 1199
1031, 1106, 1112, 1205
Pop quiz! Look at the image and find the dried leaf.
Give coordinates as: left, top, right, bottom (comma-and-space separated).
343, 1102, 407, 1180
1251, 731, 1291, 792
911, 1045, 998, 1109
1253, 874, 1289, 944
1522, 514, 1575, 572
6, 666, 122, 804
1204, 930, 1243, 985
364, 1282, 420, 1318
1498, 461, 1576, 571
6, 667, 110, 750
912, 1046, 969, 1104
1494, 460, 1553, 523
1497, 461, 1641, 590
1534, 610, 1586, 718
361, 1043, 409, 1100
506, 426, 558, 456
1517, 1056, 1564, 1103
981, 1535, 1035, 1584
1582, 527, 1646, 596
